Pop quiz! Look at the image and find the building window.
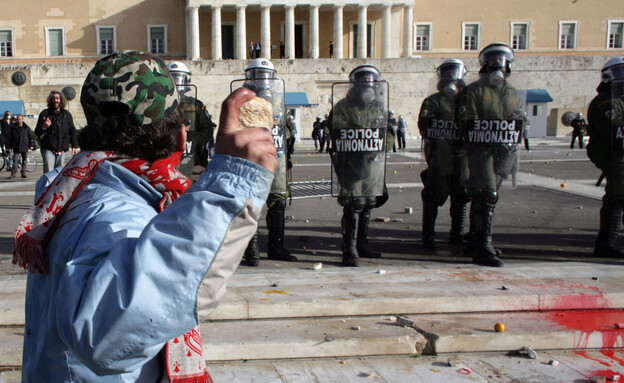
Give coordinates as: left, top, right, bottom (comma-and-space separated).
559, 21, 577, 50
608, 21, 623, 49
462, 22, 480, 51
97, 26, 116, 55
350, 22, 375, 58
414, 24, 431, 51
511, 22, 529, 50
46, 27, 65, 56
148, 25, 167, 54
0, 29, 13, 57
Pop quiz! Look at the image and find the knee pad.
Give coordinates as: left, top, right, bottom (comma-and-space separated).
268, 198, 287, 212
349, 197, 367, 213
484, 192, 498, 207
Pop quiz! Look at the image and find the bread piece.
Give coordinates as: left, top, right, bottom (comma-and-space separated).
239, 97, 273, 130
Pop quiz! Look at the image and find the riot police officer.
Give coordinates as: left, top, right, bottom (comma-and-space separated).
313, 115, 323, 151
418, 58, 470, 248
320, 113, 331, 152
388, 111, 398, 152
587, 57, 624, 257
239, 59, 297, 265
329, 65, 388, 267
570, 112, 587, 149
457, 42, 525, 267
166, 61, 216, 169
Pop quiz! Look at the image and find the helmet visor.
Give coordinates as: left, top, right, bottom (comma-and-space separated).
437, 63, 466, 81
610, 64, 624, 81
245, 68, 276, 81
170, 72, 189, 87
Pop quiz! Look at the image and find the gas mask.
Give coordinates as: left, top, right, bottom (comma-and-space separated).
361, 87, 376, 104
443, 83, 459, 98
488, 70, 505, 86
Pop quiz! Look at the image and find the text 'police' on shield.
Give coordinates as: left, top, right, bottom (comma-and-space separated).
467, 119, 521, 144
333, 128, 385, 152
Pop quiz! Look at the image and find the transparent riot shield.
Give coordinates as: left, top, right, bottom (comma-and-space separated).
231, 78, 288, 195
329, 80, 388, 198
177, 84, 199, 180
458, 73, 527, 191
610, 79, 624, 199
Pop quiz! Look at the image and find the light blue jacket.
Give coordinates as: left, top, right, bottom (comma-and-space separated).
22, 154, 273, 382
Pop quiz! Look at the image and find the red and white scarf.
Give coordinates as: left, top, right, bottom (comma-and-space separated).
13, 150, 212, 383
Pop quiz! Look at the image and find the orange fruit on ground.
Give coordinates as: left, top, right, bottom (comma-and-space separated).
494, 323, 505, 332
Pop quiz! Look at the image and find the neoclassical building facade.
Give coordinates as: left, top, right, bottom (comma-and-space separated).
185, 1, 415, 61
0, 0, 622, 137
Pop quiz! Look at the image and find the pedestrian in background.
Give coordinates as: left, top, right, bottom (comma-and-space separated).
35, 91, 78, 173
0, 111, 12, 159
7, 114, 35, 179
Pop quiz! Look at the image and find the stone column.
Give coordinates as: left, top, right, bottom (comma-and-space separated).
260, 5, 271, 58
403, 5, 413, 58
211, 6, 222, 60
189, 5, 200, 60
357, 5, 367, 58
333, 5, 343, 59
236, 5, 247, 60
309, 4, 319, 59
382, 5, 391, 58
285, 5, 295, 59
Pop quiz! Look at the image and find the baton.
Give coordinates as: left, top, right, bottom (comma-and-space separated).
596, 173, 605, 187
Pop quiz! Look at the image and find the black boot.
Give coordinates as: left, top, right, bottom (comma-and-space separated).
357, 206, 382, 258
473, 196, 503, 267
242, 233, 260, 266
341, 206, 360, 267
593, 207, 624, 257
267, 200, 297, 262
463, 202, 479, 257
449, 200, 468, 246
421, 201, 438, 248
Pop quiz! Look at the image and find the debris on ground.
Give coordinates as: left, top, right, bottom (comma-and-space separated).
395, 316, 415, 328
520, 346, 538, 359
313, 263, 322, 271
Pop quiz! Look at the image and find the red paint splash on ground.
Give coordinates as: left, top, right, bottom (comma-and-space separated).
575, 351, 624, 380
545, 310, 624, 348
524, 280, 612, 310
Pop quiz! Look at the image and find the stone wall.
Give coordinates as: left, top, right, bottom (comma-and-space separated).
0, 55, 611, 138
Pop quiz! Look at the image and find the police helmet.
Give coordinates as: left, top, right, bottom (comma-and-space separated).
479, 43, 514, 73
316, 115, 321, 120
601, 57, 624, 83
389, 110, 394, 115
245, 58, 276, 81
324, 113, 329, 119
349, 65, 381, 84
437, 58, 467, 81
577, 112, 583, 118
167, 61, 192, 88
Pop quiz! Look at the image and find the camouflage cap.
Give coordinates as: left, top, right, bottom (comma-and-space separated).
81, 50, 179, 129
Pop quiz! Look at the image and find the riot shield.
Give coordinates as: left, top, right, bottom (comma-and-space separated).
177, 84, 200, 180
329, 80, 388, 197
458, 73, 527, 191
418, 74, 472, 178
610, 79, 624, 199
231, 78, 288, 195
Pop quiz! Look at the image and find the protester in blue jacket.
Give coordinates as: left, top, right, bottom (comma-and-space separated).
15, 51, 276, 382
